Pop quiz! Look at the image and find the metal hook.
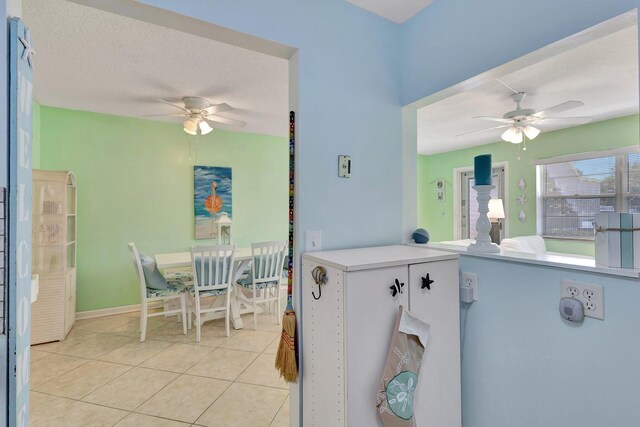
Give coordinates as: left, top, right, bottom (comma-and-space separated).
311, 266, 327, 300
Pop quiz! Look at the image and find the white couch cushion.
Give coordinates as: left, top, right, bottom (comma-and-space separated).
499, 235, 547, 255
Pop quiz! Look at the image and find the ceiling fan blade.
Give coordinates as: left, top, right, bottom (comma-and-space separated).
456, 124, 511, 137
533, 116, 593, 124
142, 113, 186, 117
206, 116, 247, 127
534, 101, 584, 118
205, 103, 232, 114
472, 116, 512, 123
159, 99, 189, 113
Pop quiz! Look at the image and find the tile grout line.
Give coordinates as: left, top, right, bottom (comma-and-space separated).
32, 316, 288, 425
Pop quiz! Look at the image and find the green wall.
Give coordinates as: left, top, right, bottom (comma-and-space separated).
32, 101, 40, 169
418, 115, 640, 256
38, 106, 288, 312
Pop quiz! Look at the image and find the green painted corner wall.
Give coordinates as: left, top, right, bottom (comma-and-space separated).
418, 114, 640, 256
39, 106, 288, 312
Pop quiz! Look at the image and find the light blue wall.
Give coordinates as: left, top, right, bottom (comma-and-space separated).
459, 256, 640, 427
401, 0, 639, 105
403, 4, 640, 426
139, 0, 404, 251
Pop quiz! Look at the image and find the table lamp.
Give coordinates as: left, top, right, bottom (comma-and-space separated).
488, 198, 505, 244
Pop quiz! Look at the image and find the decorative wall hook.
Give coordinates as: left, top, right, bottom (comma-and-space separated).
421, 274, 434, 290
311, 266, 327, 300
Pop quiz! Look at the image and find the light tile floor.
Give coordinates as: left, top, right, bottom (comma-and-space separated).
30, 310, 289, 427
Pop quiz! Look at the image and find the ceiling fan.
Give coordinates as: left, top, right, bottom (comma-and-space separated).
458, 79, 593, 145
145, 97, 246, 136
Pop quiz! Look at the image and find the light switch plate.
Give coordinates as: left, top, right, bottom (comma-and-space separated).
305, 230, 322, 252
338, 155, 351, 178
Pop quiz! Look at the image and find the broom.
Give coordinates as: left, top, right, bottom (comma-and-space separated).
275, 111, 298, 383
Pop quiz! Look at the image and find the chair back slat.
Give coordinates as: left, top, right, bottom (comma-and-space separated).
127, 242, 147, 301
191, 244, 236, 293
251, 241, 288, 284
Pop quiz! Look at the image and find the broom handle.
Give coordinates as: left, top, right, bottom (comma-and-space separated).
286, 111, 295, 311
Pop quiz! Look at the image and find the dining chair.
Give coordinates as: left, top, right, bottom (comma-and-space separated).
236, 241, 288, 330
128, 242, 189, 342
190, 244, 236, 341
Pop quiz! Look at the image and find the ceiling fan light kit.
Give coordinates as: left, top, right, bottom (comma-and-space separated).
460, 80, 592, 147
183, 117, 198, 135
147, 96, 247, 136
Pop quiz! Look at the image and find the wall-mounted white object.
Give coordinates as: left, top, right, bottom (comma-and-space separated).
301, 245, 461, 426
461, 271, 478, 302
519, 209, 526, 222
436, 179, 445, 202
31, 170, 77, 344
305, 230, 322, 252
561, 280, 604, 320
518, 178, 526, 192
338, 155, 352, 178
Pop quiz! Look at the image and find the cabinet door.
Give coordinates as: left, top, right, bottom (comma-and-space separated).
409, 260, 461, 427
345, 266, 409, 427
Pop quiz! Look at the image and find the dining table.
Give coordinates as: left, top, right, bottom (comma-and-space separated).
155, 247, 260, 329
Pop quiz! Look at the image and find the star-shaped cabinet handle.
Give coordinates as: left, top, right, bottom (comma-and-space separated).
389, 278, 405, 297
18, 27, 35, 69
421, 274, 434, 290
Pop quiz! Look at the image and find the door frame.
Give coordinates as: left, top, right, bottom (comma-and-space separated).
452, 160, 509, 240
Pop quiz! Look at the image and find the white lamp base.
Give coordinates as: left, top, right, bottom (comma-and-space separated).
468, 184, 500, 253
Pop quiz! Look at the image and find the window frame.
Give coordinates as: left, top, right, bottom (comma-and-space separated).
535, 147, 640, 241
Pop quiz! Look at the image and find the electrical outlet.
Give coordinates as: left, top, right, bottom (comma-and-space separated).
561, 280, 604, 320
461, 272, 478, 301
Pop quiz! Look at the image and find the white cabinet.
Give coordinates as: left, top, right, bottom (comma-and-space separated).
31, 170, 77, 344
409, 260, 461, 427
302, 245, 461, 427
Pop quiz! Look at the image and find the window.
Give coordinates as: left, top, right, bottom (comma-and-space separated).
460, 167, 505, 239
538, 151, 640, 239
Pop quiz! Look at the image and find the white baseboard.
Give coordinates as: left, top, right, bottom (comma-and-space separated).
75, 301, 164, 320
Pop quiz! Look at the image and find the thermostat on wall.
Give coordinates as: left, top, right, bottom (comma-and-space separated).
339, 155, 352, 178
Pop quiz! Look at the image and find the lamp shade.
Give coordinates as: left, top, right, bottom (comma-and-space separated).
183, 118, 198, 135
501, 127, 523, 144
199, 120, 213, 135
488, 198, 505, 219
523, 125, 540, 140
501, 127, 517, 142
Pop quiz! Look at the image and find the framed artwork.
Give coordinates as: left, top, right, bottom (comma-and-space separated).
194, 166, 232, 240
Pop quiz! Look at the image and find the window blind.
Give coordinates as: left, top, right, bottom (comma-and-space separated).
539, 151, 640, 239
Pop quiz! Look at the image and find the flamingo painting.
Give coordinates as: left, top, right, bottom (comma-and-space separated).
194, 166, 232, 239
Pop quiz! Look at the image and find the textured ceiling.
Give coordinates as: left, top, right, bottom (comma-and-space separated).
23, 0, 289, 137
417, 25, 639, 155
346, 0, 434, 23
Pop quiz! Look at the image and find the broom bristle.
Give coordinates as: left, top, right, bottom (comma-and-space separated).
275, 310, 298, 383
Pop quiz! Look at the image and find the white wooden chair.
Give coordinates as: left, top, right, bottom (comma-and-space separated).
128, 242, 188, 342
190, 244, 236, 341
236, 241, 288, 330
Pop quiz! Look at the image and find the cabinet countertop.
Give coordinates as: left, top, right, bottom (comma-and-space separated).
302, 245, 458, 272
